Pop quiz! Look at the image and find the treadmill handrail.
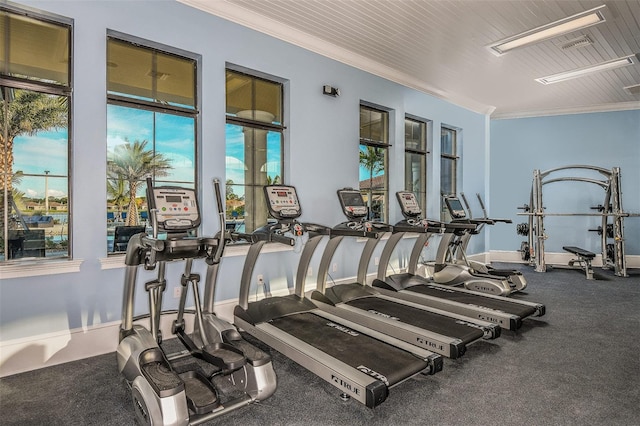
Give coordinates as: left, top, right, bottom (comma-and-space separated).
444, 220, 477, 233
330, 220, 390, 239
237, 219, 332, 309
249, 223, 296, 246
391, 219, 445, 234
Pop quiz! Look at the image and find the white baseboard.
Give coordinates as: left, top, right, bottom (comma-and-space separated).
489, 250, 640, 269
0, 299, 238, 378
0, 279, 326, 378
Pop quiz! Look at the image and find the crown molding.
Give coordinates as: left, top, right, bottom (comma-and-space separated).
178, 0, 496, 115
491, 101, 640, 120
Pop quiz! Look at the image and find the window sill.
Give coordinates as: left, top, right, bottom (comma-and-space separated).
99, 242, 295, 270
223, 242, 295, 257
100, 255, 127, 270
0, 259, 84, 280
355, 232, 392, 243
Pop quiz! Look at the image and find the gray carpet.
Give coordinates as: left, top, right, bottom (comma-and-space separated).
1, 263, 639, 425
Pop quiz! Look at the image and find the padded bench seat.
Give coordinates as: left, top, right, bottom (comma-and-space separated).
563, 246, 596, 279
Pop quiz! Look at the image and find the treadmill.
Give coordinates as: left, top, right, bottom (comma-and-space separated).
309, 188, 500, 360
372, 191, 545, 331
233, 185, 443, 408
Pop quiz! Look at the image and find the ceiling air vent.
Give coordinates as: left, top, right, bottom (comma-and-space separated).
146, 70, 170, 80
623, 84, 640, 96
561, 35, 593, 50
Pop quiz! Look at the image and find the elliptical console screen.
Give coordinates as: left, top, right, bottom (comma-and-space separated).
153, 187, 200, 231
264, 185, 301, 219
396, 191, 422, 217
337, 189, 368, 219
444, 197, 467, 219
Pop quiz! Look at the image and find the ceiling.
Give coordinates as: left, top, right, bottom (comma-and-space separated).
179, 0, 640, 118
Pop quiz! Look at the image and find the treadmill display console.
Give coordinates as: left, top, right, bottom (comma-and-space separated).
396, 192, 422, 217
152, 187, 200, 231
337, 189, 368, 219
264, 185, 302, 219
444, 197, 467, 219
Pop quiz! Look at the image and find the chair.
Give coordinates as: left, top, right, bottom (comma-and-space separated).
112, 225, 146, 252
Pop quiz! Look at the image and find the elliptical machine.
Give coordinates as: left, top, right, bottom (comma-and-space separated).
426, 196, 526, 296
453, 193, 527, 285
116, 178, 276, 426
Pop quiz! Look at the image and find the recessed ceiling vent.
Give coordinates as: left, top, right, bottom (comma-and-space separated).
146, 70, 170, 80
623, 84, 640, 96
561, 35, 594, 50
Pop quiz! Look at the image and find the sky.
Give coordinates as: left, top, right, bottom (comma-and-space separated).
12, 106, 371, 203
12, 130, 68, 199
107, 104, 195, 188
11, 104, 197, 201
12, 106, 288, 202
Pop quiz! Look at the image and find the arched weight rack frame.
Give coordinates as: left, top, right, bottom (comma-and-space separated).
520, 165, 630, 277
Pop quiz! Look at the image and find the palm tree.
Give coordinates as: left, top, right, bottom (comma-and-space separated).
359, 146, 384, 216
8, 171, 26, 212
266, 175, 280, 185
0, 89, 67, 190
107, 177, 129, 222
107, 140, 172, 226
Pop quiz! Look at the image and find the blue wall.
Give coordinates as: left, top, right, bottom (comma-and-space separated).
1, 0, 488, 346
489, 110, 640, 255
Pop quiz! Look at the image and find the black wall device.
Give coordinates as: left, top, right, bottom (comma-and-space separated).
322, 85, 340, 97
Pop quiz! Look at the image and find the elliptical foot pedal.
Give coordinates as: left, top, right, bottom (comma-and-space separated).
141, 361, 184, 395
203, 342, 246, 371
139, 349, 184, 397
222, 329, 272, 366
179, 371, 220, 414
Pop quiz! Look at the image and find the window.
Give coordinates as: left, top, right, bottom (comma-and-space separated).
107, 34, 198, 253
405, 116, 430, 211
440, 126, 459, 220
225, 68, 284, 234
359, 104, 389, 222
1, 6, 72, 262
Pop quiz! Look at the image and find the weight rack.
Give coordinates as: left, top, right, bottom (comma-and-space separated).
517, 165, 636, 278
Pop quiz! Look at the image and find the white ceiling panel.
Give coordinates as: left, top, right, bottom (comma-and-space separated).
180, 0, 640, 117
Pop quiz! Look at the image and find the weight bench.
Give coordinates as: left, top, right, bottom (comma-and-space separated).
563, 246, 596, 280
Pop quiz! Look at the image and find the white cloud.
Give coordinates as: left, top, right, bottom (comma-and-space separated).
47, 189, 66, 197
226, 156, 247, 171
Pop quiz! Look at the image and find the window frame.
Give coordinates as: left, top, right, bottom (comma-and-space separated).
440, 125, 460, 221
225, 66, 286, 236
404, 115, 430, 212
106, 31, 200, 254
1, 4, 73, 264
440, 126, 459, 196
359, 103, 391, 222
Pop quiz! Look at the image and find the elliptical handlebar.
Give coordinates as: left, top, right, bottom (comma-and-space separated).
145, 176, 159, 239
124, 233, 165, 267
208, 178, 227, 265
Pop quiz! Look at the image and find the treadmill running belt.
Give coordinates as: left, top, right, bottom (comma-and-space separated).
345, 296, 484, 344
404, 280, 537, 318
269, 312, 428, 386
